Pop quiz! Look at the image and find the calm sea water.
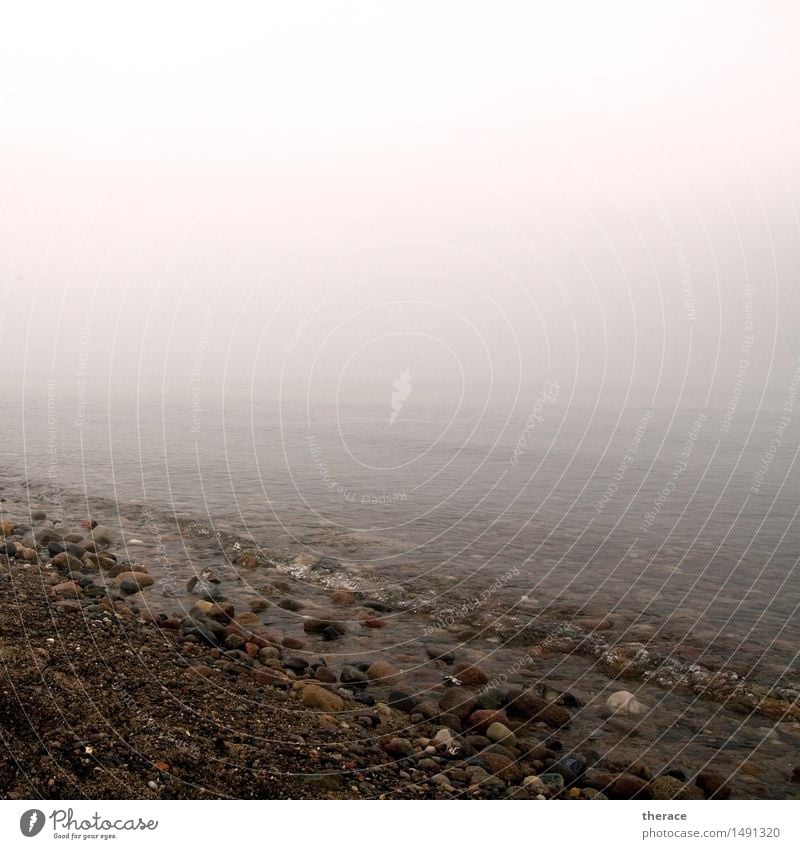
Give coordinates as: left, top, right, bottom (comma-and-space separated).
2, 382, 798, 679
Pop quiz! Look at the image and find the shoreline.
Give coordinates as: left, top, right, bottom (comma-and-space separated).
1, 489, 799, 800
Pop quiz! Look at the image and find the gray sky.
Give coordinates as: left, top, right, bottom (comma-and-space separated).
1, 1, 798, 410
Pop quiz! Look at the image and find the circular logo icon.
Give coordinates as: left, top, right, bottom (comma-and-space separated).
20, 810, 46, 837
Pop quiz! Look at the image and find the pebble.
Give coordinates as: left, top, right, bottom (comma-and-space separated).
539, 772, 565, 794
299, 685, 345, 712
432, 728, 454, 746
425, 644, 456, 663
452, 661, 489, 687
523, 775, 547, 794
51, 552, 85, 572
90, 525, 115, 546
117, 572, 155, 592
581, 788, 609, 799
696, 769, 731, 799
467, 709, 508, 732
340, 666, 368, 688
330, 590, 355, 605
586, 771, 651, 800
50, 581, 83, 599
651, 776, 705, 800
314, 666, 338, 684
383, 737, 414, 758
303, 616, 346, 635
236, 554, 259, 568
233, 612, 261, 627
438, 688, 476, 720
366, 660, 400, 682
505, 686, 571, 728
606, 690, 648, 716
387, 689, 418, 713
485, 722, 516, 746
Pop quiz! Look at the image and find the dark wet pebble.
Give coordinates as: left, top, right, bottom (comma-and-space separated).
425, 644, 456, 663
184, 624, 220, 646
362, 600, 392, 612
340, 666, 368, 688
387, 689, 417, 713
560, 753, 586, 776
539, 772, 565, 794
474, 688, 507, 711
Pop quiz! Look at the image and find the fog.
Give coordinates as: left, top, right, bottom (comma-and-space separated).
1, 1, 798, 411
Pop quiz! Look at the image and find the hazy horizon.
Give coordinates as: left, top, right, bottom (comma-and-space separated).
2, 1, 799, 415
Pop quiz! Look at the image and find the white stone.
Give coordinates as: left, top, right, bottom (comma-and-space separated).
433, 728, 454, 745
606, 690, 648, 715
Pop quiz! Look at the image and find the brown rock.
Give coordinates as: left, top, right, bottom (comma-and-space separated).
236, 554, 259, 568
453, 662, 489, 687
50, 581, 83, 599
505, 687, 571, 728
53, 599, 82, 613
194, 602, 235, 623
282, 636, 306, 650
475, 752, 521, 782
586, 771, 651, 799
330, 589, 355, 605
258, 646, 280, 662
466, 709, 508, 733
51, 552, 85, 572
233, 611, 261, 626
0, 521, 15, 536
366, 660, 401, 682
253, 668, 291, 689
81, 552, 103, 568
695, 770, 731, 799
303, 617, 346, 635
438, 688, 477, 720
300, 684, 344, 712
314, 666, 338, 683
361, 617, 386, 629
116, 571, 154, 589
651, 776, 704, 800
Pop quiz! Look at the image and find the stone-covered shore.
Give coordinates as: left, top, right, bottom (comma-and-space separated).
1, 506, 799, 800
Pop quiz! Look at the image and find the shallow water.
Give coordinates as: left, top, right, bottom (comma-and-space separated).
2, 385, 800, 797
2, 386, 798, 683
